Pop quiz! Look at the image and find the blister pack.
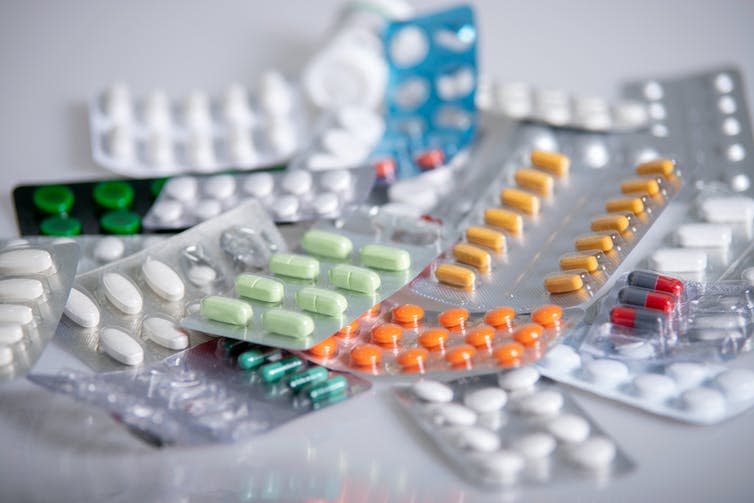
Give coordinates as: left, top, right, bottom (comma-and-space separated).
298, 300, 583, 380
89, 71, 306, 176
0, 239, 79, 380
142, 167, 375, 231
30, 338, 371, 445
55, 200, 284, 371
393, 373, 633, 488
722, 240, 754, 286
182, 208, 443, 350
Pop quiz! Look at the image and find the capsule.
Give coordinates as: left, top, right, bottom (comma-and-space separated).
286, 366, 329, 392
635, 159, 674, 177
591, 214, 630, 233
500, 188, 540, 215
544, 273, 584, 294
559, 254, 599, 273
575, 234, 613, 253
452, 243, 491, 272
514, 168, 553, 196
260, 356, 304, 383
531, 150, 570, 177
605, 197, 644, 215
610, 306, 665, 330
627, 270, 684, 297
466, 226, 505, 252
484, 208, 523, 234
618, 286, 674, 313
435, 263, 476, 289
621, 178, 660, 196
307, 375, 348, 402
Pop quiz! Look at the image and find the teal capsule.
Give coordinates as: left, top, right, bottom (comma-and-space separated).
235, 274, 284, 303
295, 286, 348, 317
300, 230, 353, 259
328, 264, 381, 293
238, 349, 266, 370
286, 366, 329, 392
260, 356, 304, 383
269, 253, 320, 280
360, 244, 411, 271
307, 375, 348, 402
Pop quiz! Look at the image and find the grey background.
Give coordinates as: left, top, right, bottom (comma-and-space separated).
1, 1, 754, 501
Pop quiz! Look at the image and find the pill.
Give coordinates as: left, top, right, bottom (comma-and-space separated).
0, 305, 33, 325
438, 307, 469, 329
0, 278, 44, 303
666, 362, 709, 388
699, 196, 754, 223
360, 244, 410, 271
649, 248, 707, 273
62, 288, 100, 328
567, 437, 616, 470
544, 273, 583, 294
320, 169, 352, 192
530, 150, 569, 177
435, 263, 476, 289
616, 340, 656, 359
201, 296, 253, 325
627, 270, 684, 297
575, 234, 613, 253
512, 432, 557, 459
591, 214, 630, 233
91, 237, 125, 263
396, 348, 429, 370
618, 287, 674, 313
609, 306, 664, 330
307, 375, 349, 402
262, 309, 314, 339
548, 414, 591, 443
0, 249, 54, 275
287, 366, 329, 392
621, 178, 660, 195
142, 316, 189, 350
191, 199, 222, 220
237, 349, 266, 370
0, 323, 23, 345
328, 264, 381, 293
494, 342, 525, 366
100, 327, 143, 366
682, 388, 726, 418
310, 192, 339, 215
452, 243, 490, 272
40, 215, 81, 237
500, 188, 540, 215
472, 450, 525, 484
280, 171, 313, 196
412, 380, 453, 402
560, 254, 599, 273
234, 274, 283, 304
163, 177, 198, 202
635, 159, 674, 177
445, 344, 476, 367
465, 325, 496, 349
418, 328, 449, 351
531, 304, 563, 328
499, 367, 540, 391
542, 344, 581, 371
515, 168, 553, 196
675, 223, 732, 249
516, 390, 564, 416
269, 253, 320, 280
188, 265, 217, 286
484, 208, 523, 234
633, 373, 677, 400
294, 287, 347, 317
141, 259, 184, 302
715, 369, 754, 401
203, 175, 236, 200
484, 306, 516, 330
464, 388, 507, 414
605, 197, 644, 215
260, 356, 304, 383
0, 346, 12, 367
301, 230, 353, 260
513, 323, 543, 347
307, 337, 338, 358
151, 200, 183, 223
450, 426, 501, 452
585, 359, 629, 384
465, 226, 505, 252
243, 172, 274, 198
270, 195, 299, 219
427, 402, 477, 426
350, 344, 382, 368
392, 304, 424, 327
103, 83, 132, 123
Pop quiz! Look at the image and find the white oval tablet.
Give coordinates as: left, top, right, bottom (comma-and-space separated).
0, 346, 13, 367
320, 169, 352, 192
102, 272, 143, 315
498, 367, 540, 391
666, 362, 709, 388
100, 327, 143, 366
426, 402, 477, 426
715, 369, 754, 401
0, 278, 44, 303
450, 425, 500, 452
542, 344, 582, 372
676, 223, 732, 248
476, 411, 506, 431
516, 390, 564, 416
472, 450, 524, 484
152, 200, 183, 223
463, 387, 507, 414
567, 436, 616, 470
281, 171, 313, 195
191, 199, 223, 220
204, 175, 236, 199
142, 316, 189, 350
0, 249, 53, 275
548, 414, 591, 443
649, 248, 707, 273
0, 323, 23, 345
0, 304, 33, 325
512, 432, 557, 459
311, 192, 339, 215
142, 259, 184, 302
243, 172, 275, 198
633, 373, 677, 401
188, 265, 217, 286
93, 237, 125, 262
412, 380, 453, 402
700, 197, 754, 223
163, 176, 198, 202
64, 288, 100, 328
270, 195, 299, 219
585, 359, 629, 384
615, 340, 655, 359
681, 387, 726, 418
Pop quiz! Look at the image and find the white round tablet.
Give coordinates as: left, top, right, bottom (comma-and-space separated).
426, 402, 477, 426
192, 199, 223, 220
188, 265, 217, 286
547, 414, 591, 443
512, 432, 557, 459
472, 450, 525, 484
498, 367, 540, 391
390, 26, 429, 67
204, 175, 236, 199
450, 425, 500, 452
311, 192, 339, 215
281, 170, 313, 195
164, 177, 198, 202
320, 169, 352, 192
412, 380, 453, 402
567, 436, 616, 470
463, 387, 507, 414
93, 237, 125, 263
516, 390, 564, 416
270, 195, 299, 219
666, 362, 709, 388
243, 172, 275, 198
681, 387, 726, 419
633, 373, 677, 401
715, 369, 754, 401
585, 359, 629, 385
152, 200, 183, 223
615, 340, 655, 359
542, 344, 581, 372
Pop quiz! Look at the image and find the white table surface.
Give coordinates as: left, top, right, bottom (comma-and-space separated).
1, 1, 754, 501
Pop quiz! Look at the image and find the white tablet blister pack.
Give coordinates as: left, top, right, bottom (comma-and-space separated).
142, 166, 375, 231
55, 200, 284, 371
0, 239, 79, 380
182, 208, 443, 350
393, 373, 633, 488
89, 71, 307, 176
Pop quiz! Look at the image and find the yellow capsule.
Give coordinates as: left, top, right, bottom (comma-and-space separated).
514, 168, 553, 196
465, 226, 505, 252
452, 243, 491, 272
605, 197, 644, 215
484, 208, 523, 234
530, 150, 570, 177
575, 234, 614, 252
591, 214, 630, 233
635, 159, 674, 177
500, 188, 540, 215
435, 263, 476, 289
544, 273, 584, 294
621, 178, 659, 195
559, 254, 599, 273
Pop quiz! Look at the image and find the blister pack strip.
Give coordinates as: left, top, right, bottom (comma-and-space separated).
298, 301, 583, 380
143, 167, 375, 230
0, 239, 79, 380
89, 71, 307, 176
30, 338, 371, 446
394, 373, 633, 488
182, 209, 443, 350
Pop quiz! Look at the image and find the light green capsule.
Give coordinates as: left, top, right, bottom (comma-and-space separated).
235, 274, 284, 303
328, 264, 381, 293
360, 244, 411, 271
295, 286, 348, 317
300, 230, 353, 259
262, 308, 314, 339
201, 296, 253, 325
269, 253, 320, 280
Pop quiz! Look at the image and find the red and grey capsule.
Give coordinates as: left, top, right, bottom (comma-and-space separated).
610, 306, 665, 330
618, 286, 675, 313
627, 270, 684, 297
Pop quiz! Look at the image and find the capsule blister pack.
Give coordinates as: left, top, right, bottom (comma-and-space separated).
55, 200, 283, 371
298, 301, 583, 380
0, 239, 79, 380
182, 208, 443, 350
89, 71, 306, 176
142, 167, 375, 231
30, 338, 371, 445
393, 374, 633, 488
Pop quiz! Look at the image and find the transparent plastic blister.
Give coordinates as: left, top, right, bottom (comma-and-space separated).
56, 200, 283, 371
64, 234, 169, 273
30, 338, 371, 446
89, 71, 307, 176
0, 239, 79, 380
393, 374, 633, 488
182, 207, 443, 350
297, 300, 583, 380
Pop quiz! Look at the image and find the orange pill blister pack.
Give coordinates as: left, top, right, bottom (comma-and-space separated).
296, 302, 584, 379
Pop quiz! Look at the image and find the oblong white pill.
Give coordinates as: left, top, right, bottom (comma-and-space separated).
567, 437, 616, 470
450, 425, 501, 452
715, 369, 754, 401
542, 344, 582, 372
666, 362, 709, 388
100, 327, 143, 366
0, 304, 33, 325
311, 192, 339, 215
0, 278, 44, 303
281, 170, 313, 195
0, 248, 53, 275
633, 373, 677, 400
516, 390, 564, 416
585, 359, 629, 384
691, 313, 746, 330
64, 288, 100, 328
426, 402, 477, 426
412, 380, 453, 402
142, 259, 184, 302
243, 172, 275, 197
472, 450, 524, 484
0, 346, 13, 366
676, 223, 732, 248
649, 248, 707, 273
163, 176, 198, 202
142, 316, 189, 350
320, 169, 352, 192
0, 323, 23, 345
102, 272, 143, 315
463, 387, 507, 414
204, 175, 236, 199
93, 237, 125, 262
700, 197, 754, 223
548, 414, 591, 443
681, 387, 726, 418
512, 432, 557, 459
498, 367, 540, 391
188, 265, 217, 286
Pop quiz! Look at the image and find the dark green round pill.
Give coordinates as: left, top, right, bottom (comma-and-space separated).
93, 180, 135, 209
40, 215, 81, 236
33, 185, 75, 214
100, 209, 141, 234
